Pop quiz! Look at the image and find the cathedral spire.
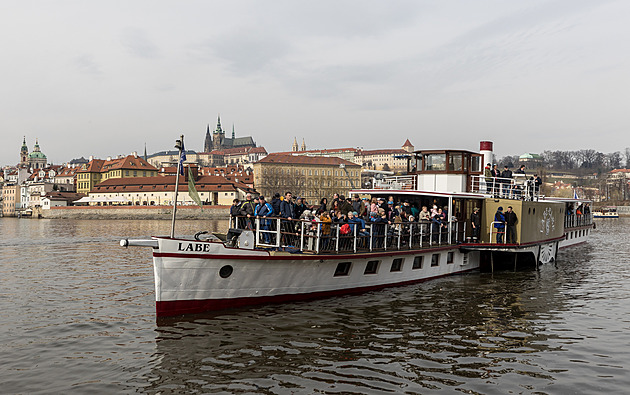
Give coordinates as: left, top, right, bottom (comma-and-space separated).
292, 137, 298, 152
144, 143, 148, 161
301, 138, 306, 151
232, 124, 235, 139
216, 114, 223, 134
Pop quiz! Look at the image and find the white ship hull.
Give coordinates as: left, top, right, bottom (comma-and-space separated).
152, 237, 479, 316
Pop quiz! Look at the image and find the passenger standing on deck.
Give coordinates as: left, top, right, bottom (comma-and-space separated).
316, 197, 328, 215
484, 163, 493, 193
254, 196, 274, 244
230, 198, 241, 227
470, 207, 481, 241
501, 166, 513, 198
239, 193, 256, 229
505, 206, 518, 244
271, 193, 282, 217
494, 206, 506, 243
280, 191, 296, 243
491, 164, 500, 196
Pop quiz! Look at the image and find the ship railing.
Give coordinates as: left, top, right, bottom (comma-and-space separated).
470, 175, 540, 200
373, 175, 416, 190
230, 216, 468, 253
489, 222, 507, 244
564, 212, 593, 229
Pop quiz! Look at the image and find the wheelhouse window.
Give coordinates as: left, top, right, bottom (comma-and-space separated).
424, 154, 446, 171
471, 154, 482, 172
448, 153, 463, 172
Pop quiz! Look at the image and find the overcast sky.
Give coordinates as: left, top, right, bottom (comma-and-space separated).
2, 0, 629, 166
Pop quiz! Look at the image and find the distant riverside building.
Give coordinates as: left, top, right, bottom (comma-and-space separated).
2, 183, 20, 217
89, 169, 255, 206
76, 153, 158, 194
519, 153, 543, 167
284, 139, 414, 173
253, 153, 361, 204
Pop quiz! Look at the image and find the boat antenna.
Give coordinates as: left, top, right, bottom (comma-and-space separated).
171, 134, 185, 238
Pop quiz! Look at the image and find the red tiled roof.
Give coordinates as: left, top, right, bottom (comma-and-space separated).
91, 175, 254, 193
79, 155, 157, 173
402, 139, 414, 147
255, 153, 359, 166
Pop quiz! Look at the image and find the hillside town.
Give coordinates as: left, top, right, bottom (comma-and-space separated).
2, 116, 630, 217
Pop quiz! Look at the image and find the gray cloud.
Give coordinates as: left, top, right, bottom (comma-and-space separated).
121, 27, 160, 59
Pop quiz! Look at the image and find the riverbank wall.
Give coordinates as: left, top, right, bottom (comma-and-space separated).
40, 205, 229, 220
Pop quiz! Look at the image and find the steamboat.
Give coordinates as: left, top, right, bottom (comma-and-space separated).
121, 140, 593, 317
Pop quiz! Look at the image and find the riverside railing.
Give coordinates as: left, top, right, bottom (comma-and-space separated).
229, 216, 468, 254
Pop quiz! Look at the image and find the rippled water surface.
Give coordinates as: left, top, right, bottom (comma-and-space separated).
1, 217, 629, 394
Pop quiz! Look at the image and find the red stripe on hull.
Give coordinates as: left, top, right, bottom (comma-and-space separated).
156, 267, 478, 317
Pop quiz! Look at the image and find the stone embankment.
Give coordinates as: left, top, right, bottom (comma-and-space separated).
41, 205, 229, 220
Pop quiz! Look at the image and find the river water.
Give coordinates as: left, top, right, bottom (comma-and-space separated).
0, 217, 628, 394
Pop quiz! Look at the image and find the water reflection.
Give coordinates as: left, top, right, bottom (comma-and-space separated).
148, 266, 584, 393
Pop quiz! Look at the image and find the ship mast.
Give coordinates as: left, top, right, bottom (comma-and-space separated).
171, 135, 184, 238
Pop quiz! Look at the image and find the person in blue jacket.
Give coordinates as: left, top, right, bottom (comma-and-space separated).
494, 206, 506, 243
255, 196, 274, 244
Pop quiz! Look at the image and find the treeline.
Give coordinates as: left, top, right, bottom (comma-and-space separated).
499, 148, 630, 174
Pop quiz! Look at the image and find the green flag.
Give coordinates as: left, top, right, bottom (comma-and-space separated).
187, 167, 203, 209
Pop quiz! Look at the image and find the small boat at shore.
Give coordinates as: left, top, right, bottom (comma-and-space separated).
121, 140, 594, 317
592, 207, 619, 218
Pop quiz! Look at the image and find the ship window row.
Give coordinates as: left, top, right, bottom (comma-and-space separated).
334, 254, 448, 277
567, 229, 589, 239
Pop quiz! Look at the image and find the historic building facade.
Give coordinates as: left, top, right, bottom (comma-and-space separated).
253, 154, 361, 204
76, 153, 158, 194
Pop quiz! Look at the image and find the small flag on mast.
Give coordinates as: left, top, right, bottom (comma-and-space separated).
179, 141, 187, 176
188, 167, 203, 209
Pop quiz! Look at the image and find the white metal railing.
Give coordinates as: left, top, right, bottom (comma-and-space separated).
229, 216, 468, 254
373, 175, 416, 190
471, 175, 540, 200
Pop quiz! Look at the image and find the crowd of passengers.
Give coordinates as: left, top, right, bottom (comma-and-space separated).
230, 192, 458, 250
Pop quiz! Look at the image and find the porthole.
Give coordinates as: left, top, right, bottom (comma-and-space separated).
219, 265, 233, 278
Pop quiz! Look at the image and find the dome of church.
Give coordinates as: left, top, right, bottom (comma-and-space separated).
29, 151, 47, 159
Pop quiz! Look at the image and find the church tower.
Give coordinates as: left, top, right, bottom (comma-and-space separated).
204, 124, 213, 152
212, 115, 224, 150
301, 138, 306, 151
20, 137, 29, 167
292, 137, 298, 152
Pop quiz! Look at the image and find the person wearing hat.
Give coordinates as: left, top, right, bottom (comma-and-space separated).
254, 195, 274, 244
470, 207, 481, 241
493, 206, 506, 243
352, 194, 366, 218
